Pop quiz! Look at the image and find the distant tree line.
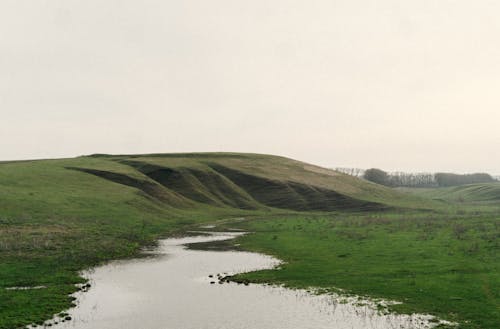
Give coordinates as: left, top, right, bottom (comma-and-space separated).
434, 173, 496, 187
338, 167, 497, 187
362, 168, 438, 187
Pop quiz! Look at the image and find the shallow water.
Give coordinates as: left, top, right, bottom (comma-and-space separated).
40, 232, 437, 329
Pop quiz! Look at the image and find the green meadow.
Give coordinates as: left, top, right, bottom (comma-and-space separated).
227, 212, 499, 329
0, 153, 498, 328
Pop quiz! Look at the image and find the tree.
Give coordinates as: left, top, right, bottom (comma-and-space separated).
363, 168, 390, 186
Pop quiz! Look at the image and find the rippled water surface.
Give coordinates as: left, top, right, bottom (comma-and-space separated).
42, 232, 436, 329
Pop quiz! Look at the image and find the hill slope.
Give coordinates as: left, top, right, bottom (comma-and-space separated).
405, 183, 500, 204
75, 152, 432, 211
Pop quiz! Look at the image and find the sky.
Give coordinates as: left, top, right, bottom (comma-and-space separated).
1, 1, 499, 173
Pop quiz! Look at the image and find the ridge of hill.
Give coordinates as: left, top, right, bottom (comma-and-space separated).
67, 152, 432, 211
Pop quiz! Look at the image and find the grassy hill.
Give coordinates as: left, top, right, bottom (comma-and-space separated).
0, 152, 433, 217
405, 183, 500, 204
73, 152, 434, 211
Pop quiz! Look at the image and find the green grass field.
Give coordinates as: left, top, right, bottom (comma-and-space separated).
0, 153, 498, 328
226, 212, 499, 329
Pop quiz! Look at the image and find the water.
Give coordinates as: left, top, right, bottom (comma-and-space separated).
39, 232, 438, 329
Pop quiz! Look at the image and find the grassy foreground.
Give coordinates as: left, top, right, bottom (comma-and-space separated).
226, 211, 499, 329
0, 153, 498, 328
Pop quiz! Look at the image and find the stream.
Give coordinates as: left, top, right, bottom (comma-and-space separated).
36, 231, 439, 329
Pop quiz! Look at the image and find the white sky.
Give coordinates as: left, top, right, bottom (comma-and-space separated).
1, 1, 499, 173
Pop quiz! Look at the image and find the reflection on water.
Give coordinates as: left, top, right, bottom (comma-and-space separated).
38, 232, 438, 329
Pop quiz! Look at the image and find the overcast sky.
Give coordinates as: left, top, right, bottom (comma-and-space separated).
1, 1, 499, 173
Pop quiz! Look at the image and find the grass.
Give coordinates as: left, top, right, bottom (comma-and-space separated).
0, 153, 498, 328
226, 212, 499, 329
